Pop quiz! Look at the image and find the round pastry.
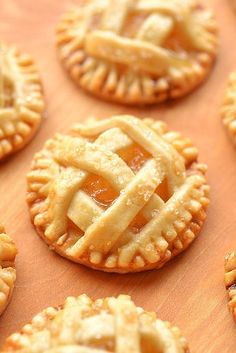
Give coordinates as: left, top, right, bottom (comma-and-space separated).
56, 0, 218, 105
0, 42, 45, 160
221, 71, 236, 146
0, 224, 17, 316
1, 294, 189, 352
224, 251, 236, 322
27, 115, 209, 273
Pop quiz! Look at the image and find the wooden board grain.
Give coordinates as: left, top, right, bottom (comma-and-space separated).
0, 0, 236, 351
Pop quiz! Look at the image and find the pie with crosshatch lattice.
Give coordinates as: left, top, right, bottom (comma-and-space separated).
56, 0, 218, 105
0, 224, 17, 316
27, 115, 209, 273
1, 294, 190, 353
224, 251, 236, 322
221, 71, 236, 146
0, 42, 45, 161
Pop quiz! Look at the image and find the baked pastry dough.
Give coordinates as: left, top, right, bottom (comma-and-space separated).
56, 0, 218, 105
0, 224, 17, 316
221, 71, 236, 146
224, 251, 236, 322
27, 115, 209, 273
0, 42, 45, 160
1, 294, 189, 352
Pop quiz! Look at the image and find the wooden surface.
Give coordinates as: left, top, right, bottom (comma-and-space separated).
0, 0, 236, 351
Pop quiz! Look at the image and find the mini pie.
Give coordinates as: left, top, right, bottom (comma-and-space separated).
27, 115, 209, 273
0, 42, 45, 160
1, 294, 189, 352
221, 71, 236, 146
224, 251, 236, 322
56, 0, 218, 105
0, 224, 17, 316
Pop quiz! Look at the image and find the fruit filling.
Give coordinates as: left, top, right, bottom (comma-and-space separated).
164, 27, 195, 53
82, 174, 119, 208
117, 143, 150, 173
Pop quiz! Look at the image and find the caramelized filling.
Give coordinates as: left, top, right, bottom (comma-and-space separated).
163, 28, 195, 53
156, 177, 170, 202
82, 174, 119, 208
129, 211, 148, 234
117, 143, 150, 173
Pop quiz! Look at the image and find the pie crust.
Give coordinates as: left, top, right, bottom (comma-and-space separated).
0, 224, 17, 316
1, 294, 190, 353
27, 115, 209, 273
224, 251, 236, 322
221, 71, 236, 146
56, 0, 218, 105
0, 42, 45, 160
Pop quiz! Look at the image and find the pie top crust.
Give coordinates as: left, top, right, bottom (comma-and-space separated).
0, 42, 45, 160
56, 0, 218, 105
224, 251, 236, 321
221, 71, 236, 146
1, 294, 189, 353
0, 224, 17, 316
27, 115, 209, 273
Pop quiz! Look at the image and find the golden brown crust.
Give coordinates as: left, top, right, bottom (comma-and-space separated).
224, 251, 236, 322
56, 0, 218, 105
27, 115, 209, 273
0, 42, 45, 160
0, 225, 17, 316
221, 71, 236, 146
1, 294, 190, 353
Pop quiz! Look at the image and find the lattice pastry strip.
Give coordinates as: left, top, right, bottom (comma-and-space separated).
0, 42, 45, 160
0, 224, 17, 316
1, 294, 190, 353
56, 0, 218, 105
221, 71, 236, 146
225, 251, 236, 322
27, 115, 209, 273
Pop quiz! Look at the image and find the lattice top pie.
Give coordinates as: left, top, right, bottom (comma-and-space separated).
0, 224, 17, 316
221, 71, 236, 146
56, 0, 218, 105
1, 294, 189, 353
27, 115, 209, 273
224, 251, 236, 322
0, 42, 45, 160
